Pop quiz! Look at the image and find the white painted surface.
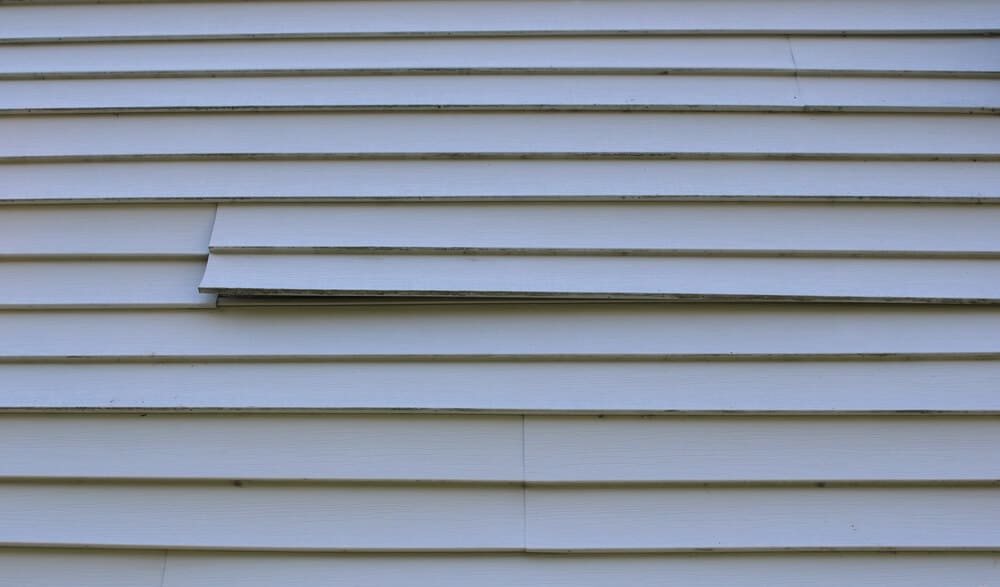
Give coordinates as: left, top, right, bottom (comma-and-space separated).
0, 204, 214, 256
5, 160, 998, 202
3, 305, 1000, 358
526, 487, 1000, 550
3, 0, 997, 40
159, 552, 1000, 587
3, 75, 997, 114
2, 360, 998, 413
0, 414, 522, 481
0, 483, 524, 550
209, 203, 1000, 253
0, 259, 214, 308
524, 417, 1000, 481
198, 253, 1000, 302
5, 112, 998, 159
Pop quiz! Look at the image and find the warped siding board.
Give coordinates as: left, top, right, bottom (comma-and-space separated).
0, 483, 524, 550
3, 0, 998, 40
0, 204, 214, 256
160, 552, 1000, 587
5, 76, 997, 114
0, 414, 523, 481
524, 417, 1000, 482
4, 305, 1000, 359
3, 360, 1000, 413
5, 159, 999, 202
198, 253, 1000, 303
3, 37, 997, 78
0, 259, 214, 308
209, 203, 1000, 254
526, 487, 1000, 551
5, 113, 999, 160
0, 549, 165, 587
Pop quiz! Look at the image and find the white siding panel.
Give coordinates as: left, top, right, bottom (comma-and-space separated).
209, 203, 1000, 254
0, 204, 213, 256
790, 36, 1000, 75
3, 0, 997, 40
4, 76, 998, 114
0, 549, 165, 587
5, 113, 997, 159
526, 487, 1000, 551
0, 483, 523, 550
0, 260, 214, 308
2, 37, 994, 78
0, 414, 522, 481
3, 305, 1000, 359
198, 254, 1000, 303
0, 75, 801, 113
0, 38, 794, 77
161, 552, 1000, 587
524, 417, 1000, 482
5, 159, 996, 202
2, 360, 997, 413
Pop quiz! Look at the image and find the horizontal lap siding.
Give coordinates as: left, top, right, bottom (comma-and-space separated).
4, 305, 1000, 357
1, 414, 997, 482
6, 112, 999, 159
3, 0, 998, 580
3, 0, 998, 39
4, 159, 998, 202
3, 76, 998, 114
2, 359, 999, 412
3, 549, 1000, 587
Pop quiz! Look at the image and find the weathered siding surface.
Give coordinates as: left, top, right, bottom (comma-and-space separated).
2, 0, 998, 584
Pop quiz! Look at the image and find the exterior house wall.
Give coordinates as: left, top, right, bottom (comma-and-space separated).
1, 1, 999, 584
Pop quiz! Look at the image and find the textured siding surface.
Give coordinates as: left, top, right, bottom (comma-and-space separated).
2, 0, 999, 584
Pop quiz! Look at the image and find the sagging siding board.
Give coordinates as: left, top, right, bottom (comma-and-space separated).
2, 0, 999, 582
200, 202, 1000, 302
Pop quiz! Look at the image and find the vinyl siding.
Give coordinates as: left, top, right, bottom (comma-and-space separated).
2, 0, 998, 584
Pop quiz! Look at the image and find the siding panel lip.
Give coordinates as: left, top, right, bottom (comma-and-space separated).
5, 69, 999, 81
6, 154, 1000, 164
